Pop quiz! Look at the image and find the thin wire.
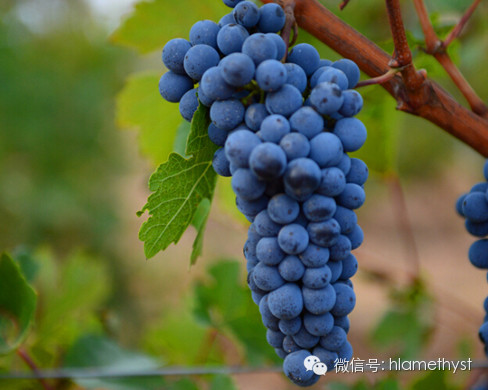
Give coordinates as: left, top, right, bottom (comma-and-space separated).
1, 361, 487, 380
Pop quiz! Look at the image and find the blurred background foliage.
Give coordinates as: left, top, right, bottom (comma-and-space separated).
0, 0, 488, 389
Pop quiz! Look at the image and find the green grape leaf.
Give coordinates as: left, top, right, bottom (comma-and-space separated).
64, 334, 166, 390
190, 198, 211, 265
209, 375, 237, 390
116, 71, 181, 166
0, 253, 37, 354
138, 105, 217, 260
111, 0, 228, 53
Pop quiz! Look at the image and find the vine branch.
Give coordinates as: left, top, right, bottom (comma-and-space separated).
17, 347, 54, 390
443, 0, 482, 49
261, 0, 488, 157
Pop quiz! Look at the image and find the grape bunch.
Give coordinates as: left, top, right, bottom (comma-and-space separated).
456, 160, 488, 356
158, 0, 368, 386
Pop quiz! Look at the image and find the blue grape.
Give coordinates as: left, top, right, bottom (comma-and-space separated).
284, 63, 307, 93
332, 58, 360, 88
158, 71, 194, 103
299, 244, 330, 268
251, 290, 265, 304
278, 224, 309, 254
303, 284, 336, 315
212, 147, 231, 177
279, 133, 310, 161
256, 59, 287, 92
336, 183, 366, 210
267, 329, 286, 348
347, 224, 364, 249
207, 123, 227, 146
317, 167, 346, 197
254, 209, 282, 236
223, 0, 244, 7
309, 132, 343, 168
334, 315, 350, 333
249, 142, 287, 180
480, 322, 488, 344
317, 67, 349, 90
197, 87, 215, 107
219, 52, 256, 87
320, 326, 347, 351
242, 33, 277, 65
307, 218, 341, 247
200, 66, 234, 100
331, 283, 356, 316
303, 194, 337, 222
253, 262, 285, 291
289, 106, 324, 139
279, 317, 302, 336
162, 38, 191, 74
303, 312, 334, 337
231, 168, 266, 200
313, 347, 338, 370
268, 193, 300, 224
287, 43, 320, 76
329, 234, 351, 261
283, 350, 316, 386
302, 266, 332, 289
278, 255, 305, 282
275, 348, 287, 359
465, 219, 488, 237
189, 20, 220, 48
224, 129, 261, 168
256, 237, 285, 265
346, 158, 369, 185
217, 23, 249, 55
469, 239, 488, 269
337, 340, 353, 361
339, 90, 363, 117
293, 326, 320, 348
283, 335, 301, 353
333, 206, 357, 234
284, 158, 321, 201
309, 82, 344, 115
341, 254, 358, 279
328, 260, 343, 283
245, 103, 268, 131
268, 283, 304, 320
266, 33, 286, 60
259, 294, 280, 331
179, 88, 199, 122
248, 223, 263, 245
337, 153, 352, 175
310, 66, 329, 89
463, 192, 488, 222
210, 99, 244, 131
266, 84, 303, 117
319, 59, 333, 67
236, 195, 268, 218
219, 12, 236, 26
233, 1, 260, 28
258, 3, 286, 32
259, 114, 290, 143
471, 182, 488, 193
333, 117, 367, 152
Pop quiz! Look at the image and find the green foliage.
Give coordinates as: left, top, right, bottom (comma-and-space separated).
111, 0, 228, 53
209, 375, 237, 390
64, 334, 166, 390
410, 370, 460, 390
194, 261, 280, 364
138, 105, 218, 260
116, 71, 183, 166
0, 253, 37, 354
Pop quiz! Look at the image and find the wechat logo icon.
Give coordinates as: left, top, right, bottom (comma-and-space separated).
304, 355, 328, 376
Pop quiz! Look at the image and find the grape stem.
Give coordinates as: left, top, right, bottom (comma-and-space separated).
339, 0, 350, 11
412, 0, 488, 117
278, 0, 297, 61
261, 0, 488, 157
17, 347, 55, 390
355, 67, 401, 88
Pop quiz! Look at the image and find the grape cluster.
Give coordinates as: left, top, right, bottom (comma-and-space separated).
158, 0, 367, 386
456, 160, 488, 356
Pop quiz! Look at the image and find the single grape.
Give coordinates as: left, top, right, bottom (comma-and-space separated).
245, 103, 268, 131
231, 168, 266, 200
236, 195, 268, 218
339, 90, 363, 117
469, 239, 488, 269
279, 133, 311, 161
267, 329, 286, 348
346, 224, 364, 250
299, 244, 330, 268
303, 312, 334, 337
334, 315, 350, 333
330, 283, 356, 316
258, 3, 286, 33
283, 350, 317, 386
249, 142, 287, 180
333, 117, 367, 152
224, 129, 261, 168
242, 33, 278, 65
337, 340, 353, 361
320, 326, 347, 351
346, 158, 369, 186
207, 123, 228, 146
259, 295, 280, 331
328, 260, 343, 283
332, 58, 360, 88
256, 59, 287, 92
302, 284, 337, 315
293, 326, 320, 348
223, 0, 244, 8
189, 20, 220, 48
219, 12, 236, 27
253, 262, 285, 291
266, 84, 303, 117
463, 192, 488, 223
278, 255, 305, 282
256, 237, 285, 265
309, 132, 344, 168
210, 98, 245, 131
283, 335, 301, 353
316, 67, 349, 90
303, 194, 337, 222
279, 317, 302, 336
313, 347, 338, 370
200, 66, 234, 101
284, 158, 321, 201
217, 23, 249, 55
337, 153, 352, 175
341, 254, 358, 279
259, 114, 290, 143
162, 38, 192, 74
310, 66, 330, 89
278, 224, 309, 255
179, 88, 199, 122
219, 52, 256, 87
268, 193, 300, 224
267, 283, 304, 320
317, 167, 346, 197
233, 1, 260, 28
330, 235, 352, 261
284, 63, 307, 93
287, 43, 320, 76
333, 206, 357, 234
307, 218, 341, 247
212, 147, 231, 177
254, 209, 282, 237
158, 71, 194, 103
266, 33, 286, 60
302, 265, 332, 289
465, 219, 488, 237
336, 183, 366, 210
289, 106, 324, 139
309, 81, 344, 115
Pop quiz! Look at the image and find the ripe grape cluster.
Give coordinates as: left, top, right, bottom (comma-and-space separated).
158, 0, 367, 386
456, 160, 488, 356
